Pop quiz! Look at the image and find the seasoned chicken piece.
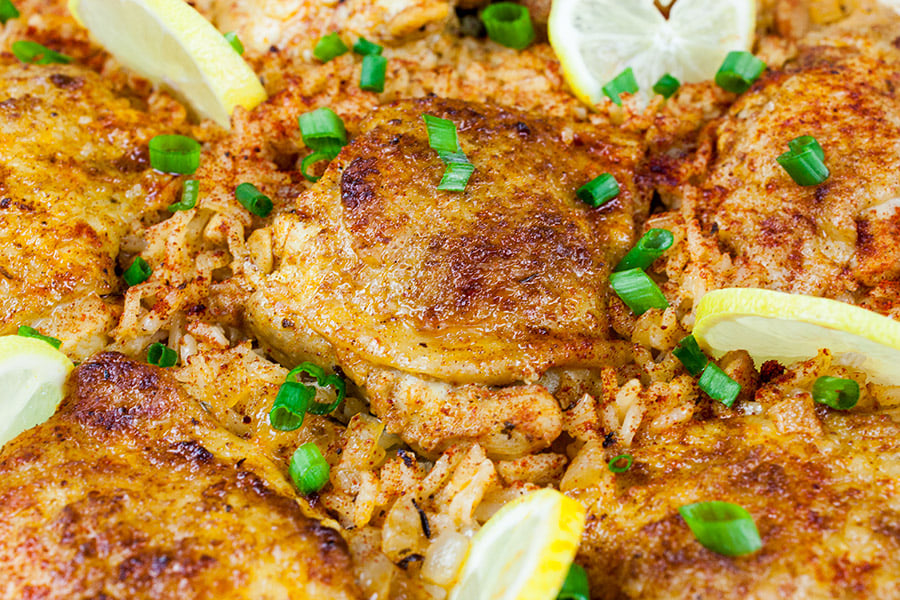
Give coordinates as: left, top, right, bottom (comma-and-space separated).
0, 63, 178, 357
0, 353, 361, 600
679, 7, 900, 303
249, 97, 645, 457
565, 405, 900, 599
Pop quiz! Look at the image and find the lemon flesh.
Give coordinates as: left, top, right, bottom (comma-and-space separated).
68, 0, 266, 128
694, 288, 900, 385
548, 0, 755, 105
449, 489, 586, 600
0, 336, 74, 449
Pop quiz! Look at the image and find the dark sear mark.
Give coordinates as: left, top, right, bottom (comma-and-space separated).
396, 553, 425, 570
411, 498, 432, 538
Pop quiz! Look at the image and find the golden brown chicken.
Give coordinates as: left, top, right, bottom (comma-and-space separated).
0, 63, 180, 358
566, 366, 900, 599
664, 6, 900, 311
0, 352, 361, 599
248, 97, 647, 458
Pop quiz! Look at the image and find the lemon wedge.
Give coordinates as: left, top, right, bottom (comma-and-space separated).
0, 336, 74, 449
68, 0, 266, 128
548, 0, 755, 105
694, 288, 900, 385
449, 489, 586, 600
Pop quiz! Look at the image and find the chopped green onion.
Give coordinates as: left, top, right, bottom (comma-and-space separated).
269, 381, 314, 431
812, 376, 859, 410
11, 40, 71, 65
480, 2, 535, 50
714, 51, 766, 94
608, 454, 633, 474
290, 442, 331, 494
168, 179, 199, 212
777, 144, 829, 186
698, 363, 741, 407
576, 173, 619, 208
313, 32, 349, 62
299, 107, 348, 182
353, 37, 383, 56
602, 67, 639, 106
652, 73, 680, 99
299, 107, 349, 147
556, 563, 589, 600
788, 135, 825, 162
672, 334, 709, 377
614, 228, 674, 272
147, 343, 178, 367
17, 325, 61, 349
235, 182, 273, 217
0, 0, 20, 24
286, 362, 347, 415
223, 31, 244, 55
679, 501, 762, 556
422, 114, 474, 192
609, 268, 668, 316
360, 53, 387, 93
148, 134, 202, 175
123, 256, 152, 286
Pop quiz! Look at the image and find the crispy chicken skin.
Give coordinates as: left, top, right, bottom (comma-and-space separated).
0, 353, 361, 600
680, 7, 900, 301
568, 409, 900, 599
249, 97, 645, 456
0, 64, 176, 353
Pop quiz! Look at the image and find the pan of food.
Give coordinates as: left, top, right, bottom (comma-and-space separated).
0, 0, 898, 598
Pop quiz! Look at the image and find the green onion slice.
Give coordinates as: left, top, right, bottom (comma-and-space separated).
123, 256, 152, 286
148, 134, 202, 175
353, 37, 383, 56
556, 563, 589, 600
314, 32, 349, 62
147, 342, 178, 367
285, 362, 346, 415
609, 268, 669, 316
0, 0, 20, 24
602, 67, 639, 106
235, 182, 273, 217
614, 228, 674, 272
672, 334, 709, 377
480, 2, 535, 50
698, 363, 741, 408
812, 375, 859, 410
168, 179, 199, 212
299, 107, 348, 182
788, 135, 825, 162
360, 53, 387, 93
423, 114, 474, 192
577, 173, 620, 208
223, 31, 244, 55
679, 501, 762, 557
17, 325, 61, 349
777, 145, 829, 186
714, 51, 766, 94
269, 381, 314, 431
608, 454, 633, 474
290, 442, 331, 494
652, 73, 680, 99
11, 40, 71, 65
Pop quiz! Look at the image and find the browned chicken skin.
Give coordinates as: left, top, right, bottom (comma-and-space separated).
0, 63, 177, 357
0, 353, 361, 600
249, 97, 646, 457
677, 8, 900, 305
